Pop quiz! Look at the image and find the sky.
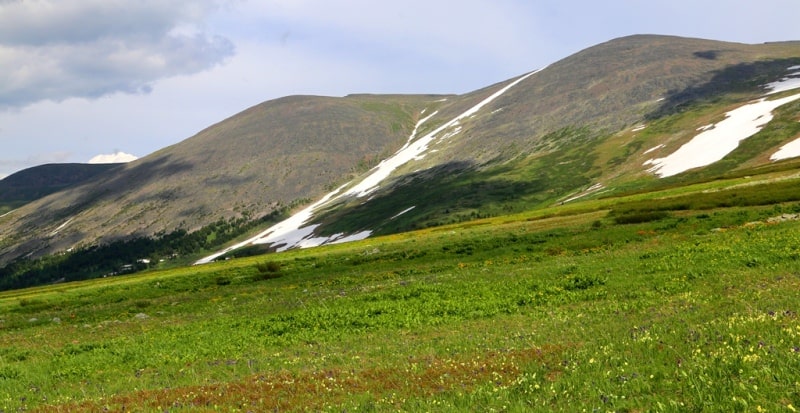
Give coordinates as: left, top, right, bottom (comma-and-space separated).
2, 0, 800, 179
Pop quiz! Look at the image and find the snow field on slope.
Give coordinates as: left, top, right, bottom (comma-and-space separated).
644, 67, 800, 178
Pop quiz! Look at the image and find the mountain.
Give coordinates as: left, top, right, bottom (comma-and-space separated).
2, 34, 800, 285
0, 163, 120, 207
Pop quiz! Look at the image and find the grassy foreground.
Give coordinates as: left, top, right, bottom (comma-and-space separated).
1, 173, 800, 411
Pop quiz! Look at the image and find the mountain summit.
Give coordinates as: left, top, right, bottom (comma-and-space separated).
2, 35, 800, 283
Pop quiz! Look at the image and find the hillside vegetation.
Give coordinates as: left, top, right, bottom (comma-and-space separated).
1, 163, 799, 411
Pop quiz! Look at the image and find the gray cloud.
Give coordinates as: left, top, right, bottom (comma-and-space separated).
0, 0, 234, 109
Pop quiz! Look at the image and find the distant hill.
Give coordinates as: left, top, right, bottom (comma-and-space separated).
2, 34, 800, 286
0, 163, 119, 206
0, 94, 441, 265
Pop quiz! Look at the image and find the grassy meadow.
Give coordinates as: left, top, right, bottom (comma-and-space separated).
1, 169, 800, 411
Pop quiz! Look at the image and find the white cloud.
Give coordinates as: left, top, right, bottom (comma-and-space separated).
88, 151, 139, 164
0, 0, 234, 109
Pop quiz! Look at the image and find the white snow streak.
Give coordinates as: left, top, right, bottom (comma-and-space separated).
196, 70, 542, 264
642, 144, 664, 155
50, 218, 73, 236
390, 206, 416, 220
344, 69, 541, 199
562, 183, 604, 204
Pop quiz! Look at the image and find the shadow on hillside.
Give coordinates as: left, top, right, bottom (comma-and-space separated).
25, 155, 195, 228
311, 160, 578, 237
646, 57, 800, 120
0, 163, 120, 204
693, 50, 720, 60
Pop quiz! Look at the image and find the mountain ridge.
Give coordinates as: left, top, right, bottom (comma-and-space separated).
0, 163, 120, 205
2, 34, 800, 284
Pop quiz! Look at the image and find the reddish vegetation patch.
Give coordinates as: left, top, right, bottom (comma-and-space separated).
34, 345, 567, 412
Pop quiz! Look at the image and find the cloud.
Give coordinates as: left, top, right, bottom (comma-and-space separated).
0, 0, 234, 109
88, 151, 139, 164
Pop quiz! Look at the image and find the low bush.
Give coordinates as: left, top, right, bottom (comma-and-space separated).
612, 210, 670, 224
253, 261, 282, 280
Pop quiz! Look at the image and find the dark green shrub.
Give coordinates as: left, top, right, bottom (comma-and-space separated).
253, 261, 282, 281
563, 275, 606, 291
613, 210, 670, 224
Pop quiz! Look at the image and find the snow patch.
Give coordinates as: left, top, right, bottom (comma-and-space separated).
765, 77, 800, 95
696, 124, 715, 131
329, 231, 373, 245
770, 135, 800, 161
287, 226, 372, 250
195, 186, 347, 264
765, 66, 800, 95
631, 124, 646, 132
645, 93, 800, 177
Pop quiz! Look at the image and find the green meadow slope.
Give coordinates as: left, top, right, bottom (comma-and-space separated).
1, 164, 799, 411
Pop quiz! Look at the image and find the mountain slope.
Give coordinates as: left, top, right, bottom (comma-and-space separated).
0, 163, 119, 208
0, 94, 445, 264
263, 35, 800, 250
2, 34, 800, 278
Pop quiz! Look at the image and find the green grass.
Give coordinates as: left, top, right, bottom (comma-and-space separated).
1, 169, 800, 411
